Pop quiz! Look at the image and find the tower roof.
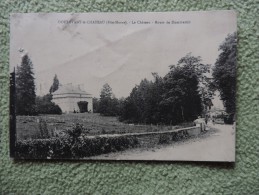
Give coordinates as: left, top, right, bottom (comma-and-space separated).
52, 84, 91, 96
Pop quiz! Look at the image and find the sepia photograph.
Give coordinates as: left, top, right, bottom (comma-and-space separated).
9, 11, 237, 161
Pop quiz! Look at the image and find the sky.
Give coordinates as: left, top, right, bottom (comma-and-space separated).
10, 11, 237, 98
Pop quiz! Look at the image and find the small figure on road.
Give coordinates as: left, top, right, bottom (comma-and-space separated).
194, 116, 206, 132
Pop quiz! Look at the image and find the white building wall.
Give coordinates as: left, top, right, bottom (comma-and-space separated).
52, 94, 93, 113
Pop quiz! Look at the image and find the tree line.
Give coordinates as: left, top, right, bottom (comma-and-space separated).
95, 33, 237, 125
95, 53, 211, 125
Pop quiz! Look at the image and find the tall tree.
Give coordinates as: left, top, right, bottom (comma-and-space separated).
159, 54, 211, 124
177, 53, 212, 116
16, 54, 36, 115
49, 74, 59, 94
119, 87, 140, 123
99, 83, 119, 116
212, 32, 237, 114
119, 74, 164, 124
100, 83, 113, 99
120, 79, 151, 123
160, 63, 202, 124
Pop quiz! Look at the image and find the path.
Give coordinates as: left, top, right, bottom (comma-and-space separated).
91, 124, 235, 162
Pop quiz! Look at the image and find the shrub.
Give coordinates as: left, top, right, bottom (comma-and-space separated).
67, 123, 83, 139
38, 118, 50, 138
15, 135, 138, 159
171, 130, 188, 141
36, 94, 62, 115
15, 139, 53, 159
158, 134, 170, 144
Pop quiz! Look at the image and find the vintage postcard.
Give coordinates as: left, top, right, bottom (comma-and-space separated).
9, 11, 237, 161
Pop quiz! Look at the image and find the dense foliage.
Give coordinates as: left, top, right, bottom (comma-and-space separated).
213, 32, 237, 114
119, 54, 210, 125
15, 134, 138, 159
16, 54, 37, 115
98, 83, 122, 116
119, 75, 164, 124
93, 97, 100, 113
35, 94, 62, 115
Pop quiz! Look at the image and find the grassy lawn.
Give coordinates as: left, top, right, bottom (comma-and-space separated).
16, 113, 193, 140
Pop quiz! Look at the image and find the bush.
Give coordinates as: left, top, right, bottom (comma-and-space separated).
15, 135, 138, 159
38, 118, 50, 138
93, 97, 100, 113
158, 134, 170, 144
67, 123, 83, 139
36, 94, 62, 115
171, 131, 188, 141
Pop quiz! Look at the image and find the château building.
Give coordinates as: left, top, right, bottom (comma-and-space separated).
52, 83, 93, 113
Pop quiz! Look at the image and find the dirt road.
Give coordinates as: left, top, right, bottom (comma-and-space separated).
91, 124, 235, 162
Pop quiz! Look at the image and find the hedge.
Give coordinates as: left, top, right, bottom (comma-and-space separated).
15, 135, 138, 159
